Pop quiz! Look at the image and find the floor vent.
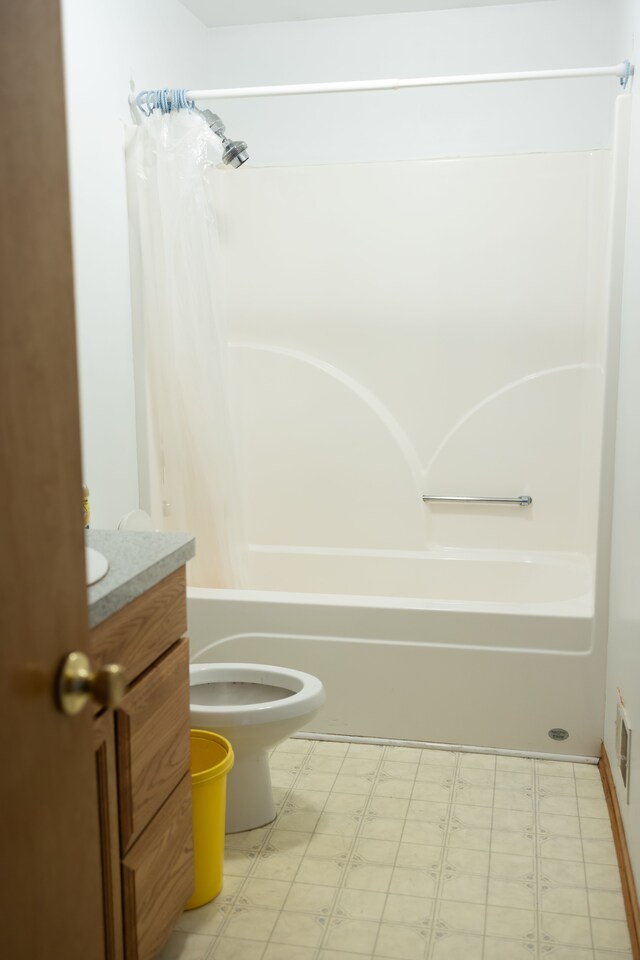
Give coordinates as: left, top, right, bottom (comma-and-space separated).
615, 701, 632, 802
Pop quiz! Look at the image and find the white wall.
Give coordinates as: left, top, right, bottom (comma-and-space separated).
604, 0, 640, 889
214, 151, 611, 560
204, 0, 630, 166
61, 0, 209, 528
62, 0, 628, 529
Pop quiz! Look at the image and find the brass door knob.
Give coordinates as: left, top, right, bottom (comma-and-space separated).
56, 651, 126, 715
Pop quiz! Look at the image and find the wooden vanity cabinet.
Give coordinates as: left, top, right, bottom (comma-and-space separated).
91, 567, 194, 960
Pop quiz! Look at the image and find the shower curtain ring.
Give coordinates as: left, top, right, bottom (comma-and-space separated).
135, 90, 153, 116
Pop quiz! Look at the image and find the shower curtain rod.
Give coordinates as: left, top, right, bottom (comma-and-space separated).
183, 61, 633, 101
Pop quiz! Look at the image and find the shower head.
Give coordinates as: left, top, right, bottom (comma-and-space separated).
199, 109, 249, 168
221, 138, 249, 169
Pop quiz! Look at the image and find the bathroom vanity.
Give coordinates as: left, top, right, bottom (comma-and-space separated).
87, 531, 195, 960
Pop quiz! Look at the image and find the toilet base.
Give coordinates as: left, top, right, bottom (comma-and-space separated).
225, 748, 277, 834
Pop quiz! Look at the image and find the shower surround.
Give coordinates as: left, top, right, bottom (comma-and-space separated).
185, 146, 621, 757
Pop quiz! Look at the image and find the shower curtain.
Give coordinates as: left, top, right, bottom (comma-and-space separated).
126, 110, 246, 587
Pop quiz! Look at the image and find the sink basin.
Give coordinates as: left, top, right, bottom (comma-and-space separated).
86, 547, 109, 586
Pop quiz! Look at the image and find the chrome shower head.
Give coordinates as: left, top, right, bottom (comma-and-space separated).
222, 138, 249, 169
200, 109, 249, 168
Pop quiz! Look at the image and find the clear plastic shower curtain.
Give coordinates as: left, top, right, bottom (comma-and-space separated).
126, 110, 246, 587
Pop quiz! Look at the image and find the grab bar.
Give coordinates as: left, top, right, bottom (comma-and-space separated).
422, 495, 532, 507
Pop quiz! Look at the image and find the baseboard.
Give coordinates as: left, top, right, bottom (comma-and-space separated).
600, 743, 640, 959
295, 731, 599, 764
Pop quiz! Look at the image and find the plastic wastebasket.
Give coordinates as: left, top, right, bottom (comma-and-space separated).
185, 729, 234, 910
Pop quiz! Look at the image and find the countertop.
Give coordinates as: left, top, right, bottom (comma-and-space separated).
86, 530, 195, 629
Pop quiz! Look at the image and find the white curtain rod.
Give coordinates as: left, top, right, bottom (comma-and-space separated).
185, 61, 633, 101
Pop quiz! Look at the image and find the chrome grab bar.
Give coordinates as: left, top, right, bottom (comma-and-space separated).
422, 495, 532, 507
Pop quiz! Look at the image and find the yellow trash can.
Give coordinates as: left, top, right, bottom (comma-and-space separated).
185, 729, 234, 910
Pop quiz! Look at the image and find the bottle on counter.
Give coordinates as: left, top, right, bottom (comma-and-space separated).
82, 483, 90, 529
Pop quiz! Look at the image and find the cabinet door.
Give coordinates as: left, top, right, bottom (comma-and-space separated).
91, 569, 187, 685
121, 775, 194, 960
94, 712, 124, 960
117, 638, 191, 851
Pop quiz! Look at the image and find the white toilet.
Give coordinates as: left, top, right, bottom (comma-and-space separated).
190, 662, 325, 833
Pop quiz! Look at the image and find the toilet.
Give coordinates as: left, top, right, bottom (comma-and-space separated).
190, 662, 325, 833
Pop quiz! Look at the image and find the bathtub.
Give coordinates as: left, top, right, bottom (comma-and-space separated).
187, 547, 602, 758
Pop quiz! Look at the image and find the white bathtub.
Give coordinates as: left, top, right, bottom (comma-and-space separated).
187, 548, 602, 758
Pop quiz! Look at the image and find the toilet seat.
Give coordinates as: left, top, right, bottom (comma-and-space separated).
190, 662, 325, 725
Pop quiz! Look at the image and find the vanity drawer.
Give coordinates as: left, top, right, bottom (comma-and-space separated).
117, 637, 191, 851
91, 567, 187, 684
121, 774, 194, 960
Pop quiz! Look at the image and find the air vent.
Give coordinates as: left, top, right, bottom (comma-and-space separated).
616, 702, 632, 803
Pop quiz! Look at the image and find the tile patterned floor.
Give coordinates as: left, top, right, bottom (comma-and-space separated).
161, 738, 632, 960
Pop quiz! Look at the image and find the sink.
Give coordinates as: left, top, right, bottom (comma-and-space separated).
86, 547, 109, 585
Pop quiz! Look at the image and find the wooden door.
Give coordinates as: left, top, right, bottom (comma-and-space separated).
0, 2, 105, 958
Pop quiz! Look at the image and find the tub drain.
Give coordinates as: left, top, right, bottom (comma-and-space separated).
548, 728, 569, 741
